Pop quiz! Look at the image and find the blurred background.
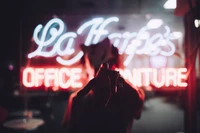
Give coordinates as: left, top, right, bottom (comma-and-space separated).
0, 0, 200, 133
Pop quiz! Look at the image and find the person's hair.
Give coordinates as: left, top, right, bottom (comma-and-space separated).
80, 38, 121, 75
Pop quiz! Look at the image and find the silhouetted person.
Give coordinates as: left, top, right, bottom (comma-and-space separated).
63, 63, 145, 133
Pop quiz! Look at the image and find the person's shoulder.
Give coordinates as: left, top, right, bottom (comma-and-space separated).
76, 78, 96, 96
122, 78, 145, 101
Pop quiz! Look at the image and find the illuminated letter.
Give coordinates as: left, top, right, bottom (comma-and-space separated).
54, 33, 84, 66
44, 68, 57, 87
152, 68, 165, 88
35, 68, 45, 87
93, 17, 119, 44
55, 32, 77, 56
137, 69, 142, 87
77, 18, 104, 46
138, 34, 163, 56
23, 68, 35, 87
135, 25, 176, 58
59, 68, 71, 88
28, 17, 181, 67
165, 68, 177, 87
70, 68, 83, 88
123, 39, 141, 66
119, 32, 137, 54
160, 26, 176, 56
28, 18, 65, 58
177, 68, 188, 87
56, 51, 84, 66
146, 19, 163, 29
140, 68, 152, 86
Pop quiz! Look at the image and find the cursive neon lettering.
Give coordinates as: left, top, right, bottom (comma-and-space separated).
55, 32, 77, 56
28, 17, 182, 66
59, 68, 71, 89
93, 17, 119, 44
141, 68, 152, 86
77, 18, 104, 46
29, 18, 65, 58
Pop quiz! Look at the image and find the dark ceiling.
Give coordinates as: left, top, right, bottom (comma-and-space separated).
19, 0, 172, 16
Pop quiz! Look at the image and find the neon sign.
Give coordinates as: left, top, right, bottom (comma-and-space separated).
28, 17, 181, 66
23, 67, 83, 89
22, 16, 186, 90
116, 68, 187, 88
22, 67, 187, 89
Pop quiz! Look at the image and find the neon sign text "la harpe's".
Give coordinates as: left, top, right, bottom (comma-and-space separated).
28, 17, 181, 66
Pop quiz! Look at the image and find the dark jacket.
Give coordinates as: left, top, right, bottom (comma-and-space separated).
63, 70, 144, 133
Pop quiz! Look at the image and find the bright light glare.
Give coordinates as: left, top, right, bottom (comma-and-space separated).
164, 0, 177, 9
194, 19, 200, 28
146, 19, 163, 29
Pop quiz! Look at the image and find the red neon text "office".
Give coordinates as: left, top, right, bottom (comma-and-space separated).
23, 68, 83, 89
